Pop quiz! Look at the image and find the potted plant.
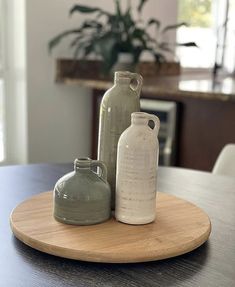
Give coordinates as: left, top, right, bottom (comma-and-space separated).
49, 0, 197, 75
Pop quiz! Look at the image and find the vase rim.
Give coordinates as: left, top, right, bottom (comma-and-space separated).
131, 112, 149, 125
74, 158, 92, 170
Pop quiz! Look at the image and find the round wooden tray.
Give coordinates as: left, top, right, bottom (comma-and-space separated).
10, 191, 211, 263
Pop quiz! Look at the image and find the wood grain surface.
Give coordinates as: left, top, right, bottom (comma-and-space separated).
1, 164, 235, 287
10, 191, 211, 263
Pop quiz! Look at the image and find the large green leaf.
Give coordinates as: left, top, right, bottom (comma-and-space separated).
104, 45, 119, 72
48, 29, 81, 52
84, 43, 94, 56
73, 42, 87, 59
177, 42, 198, 47
95, 10, 111, 20
74, 41, 94, 58
143, 33, 156, 44
70, 5, 108, 15
145, 47, 165, 63
132, 47, 143, 64
81, 20, 103, 30
115, 0, 122, 18
138, 0, 148, 13
132, 28, 147, 48
93, 33, 118, 72
162, 22, 188, 33
147, 18, 161, 30
107, 15, 122, 34
94, 33, 116, 56
123, 7, 134, 32
70, 35, 85, 48
153, 52, 165, 63
69, 20, 103, 48
158, 43, 174, 54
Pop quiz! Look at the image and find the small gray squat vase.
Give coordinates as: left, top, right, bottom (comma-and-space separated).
53, 158, 111, 225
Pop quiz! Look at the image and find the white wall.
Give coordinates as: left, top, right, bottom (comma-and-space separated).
146, 0, 178, 42
142, 0, 179, 61
6, 0, 178, 164
25, 0, 92, 163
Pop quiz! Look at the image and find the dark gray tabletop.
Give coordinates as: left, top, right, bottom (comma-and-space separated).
0, 163, 235, 287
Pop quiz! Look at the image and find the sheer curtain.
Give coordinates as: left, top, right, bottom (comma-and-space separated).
0, 0, 6, 162
0, 0, 28, 165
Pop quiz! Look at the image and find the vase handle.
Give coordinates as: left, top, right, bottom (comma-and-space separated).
130, 73, 143, 97
91, 160, 108, 182
148, 114, 160, 135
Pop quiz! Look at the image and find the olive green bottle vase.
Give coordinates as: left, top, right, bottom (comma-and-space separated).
97, 71, 143, 209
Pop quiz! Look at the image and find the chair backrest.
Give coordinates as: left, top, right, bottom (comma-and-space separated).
212, 144, 235, 177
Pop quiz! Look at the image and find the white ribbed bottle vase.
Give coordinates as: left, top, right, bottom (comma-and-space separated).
115, 112, 160, 225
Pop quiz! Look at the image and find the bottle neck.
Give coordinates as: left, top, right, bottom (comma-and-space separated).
114, 78, 130, 86
114, 71, 131, 86
74, 158, 91, 172
132, 119, 148, 126
131, 112, 148, 126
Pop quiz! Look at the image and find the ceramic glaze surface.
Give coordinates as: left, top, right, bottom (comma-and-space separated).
54, 158, 111, 225
115, 112, 160, 225
98, 71, 143, 209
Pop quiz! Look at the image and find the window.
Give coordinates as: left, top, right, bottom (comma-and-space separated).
176, 0, 235, 70
223, 0, 235, 73
177, 0, 214, 68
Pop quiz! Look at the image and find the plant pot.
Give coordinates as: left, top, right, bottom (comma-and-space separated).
112, 53, 135, 72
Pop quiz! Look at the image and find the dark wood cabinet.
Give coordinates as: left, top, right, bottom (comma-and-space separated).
92, 89, 235, 171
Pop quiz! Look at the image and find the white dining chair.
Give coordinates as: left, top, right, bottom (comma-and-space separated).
212, 144, 235, 177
